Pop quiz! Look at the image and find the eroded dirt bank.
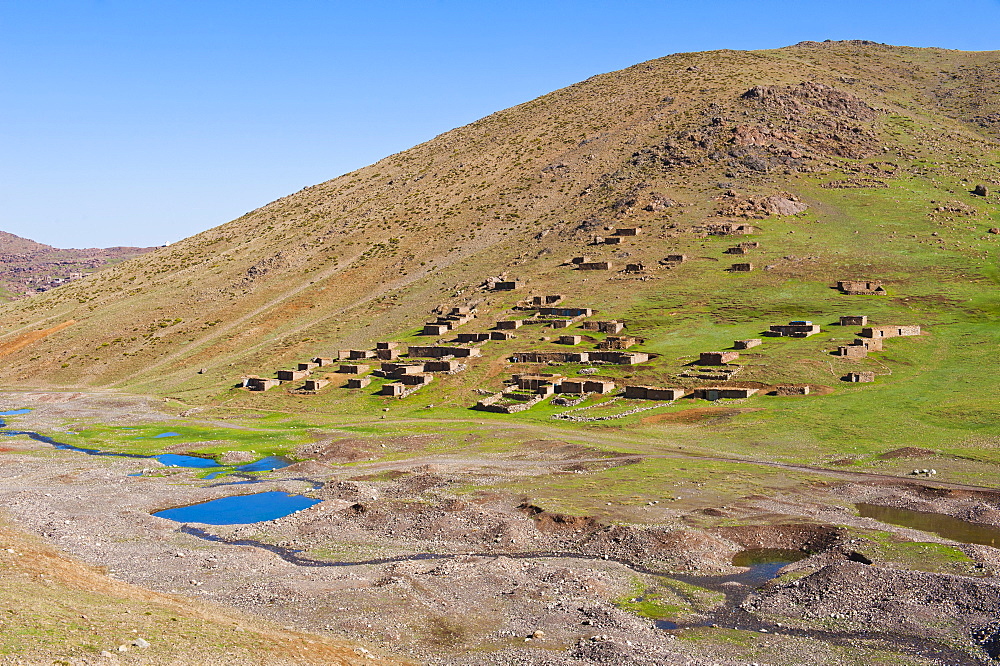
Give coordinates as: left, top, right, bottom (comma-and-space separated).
2, 393, 999, 665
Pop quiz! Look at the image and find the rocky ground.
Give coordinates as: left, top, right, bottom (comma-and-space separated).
1, 392, 999, 664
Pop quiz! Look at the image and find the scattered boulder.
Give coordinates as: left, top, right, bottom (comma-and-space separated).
973, 184, 989, 196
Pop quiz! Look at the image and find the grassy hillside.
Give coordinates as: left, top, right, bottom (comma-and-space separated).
1, 40, 999, 455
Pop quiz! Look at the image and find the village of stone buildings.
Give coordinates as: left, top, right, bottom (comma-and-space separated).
239, 225, 922, 418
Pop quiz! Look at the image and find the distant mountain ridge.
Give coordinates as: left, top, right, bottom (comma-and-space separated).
0, 230, 156, 300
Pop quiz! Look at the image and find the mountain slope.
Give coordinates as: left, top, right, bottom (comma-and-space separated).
0, 230, 156, 300
0, 41, 997, 417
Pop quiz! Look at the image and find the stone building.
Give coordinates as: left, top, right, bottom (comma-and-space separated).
588, 351, 649, 365
729, 263, 753, 272
837, 345, 868, 359
624, 386, 684, 400
700, 351, 740, 365
297, 361, 319, 372
496, 320, 524, 330
599, 336, 637, 350
246, 377, 279, 391
839, 315, 868, 326
539, 307, 593, 318
769, 321, 821, 337
693, 387, 758, 400
663, 254, 687, 263
559, 379, 616, 394
277, 369, 309, 381
734, 339, 761, 350
338, 364, 370, 374
493, 280, 522, 291
456, 332, 491, 343
845, 371, 875, 383
312, 357, 334, 366
581, 320, 625, 334
490, 330, 516, 340
558, 335, 582, 345
860, 325, 921, 339
531, 294, 564, 306
407, 346, 482, 358
346, 376, 371, 388
303, 379, 329, 391
837, 280, 886, 296
614, 228, 641, 236
774, 385, 810, 396
578, 261, 613, 270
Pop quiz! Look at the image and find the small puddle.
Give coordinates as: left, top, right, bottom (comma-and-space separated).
724, 548, 807, 587
153, 491, 321, 525
0, 409, 32, 416
857, 503, 1000, 548
152, 432, 182, 438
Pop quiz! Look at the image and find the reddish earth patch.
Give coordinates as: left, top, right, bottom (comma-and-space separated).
642, 407, 762, 424
878, 447, 937, 460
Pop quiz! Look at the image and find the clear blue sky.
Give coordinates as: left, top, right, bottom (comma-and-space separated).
2, 0, 998, 248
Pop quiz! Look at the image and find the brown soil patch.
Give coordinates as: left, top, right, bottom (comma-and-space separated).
642, 407, 762, 424
878, 447, 938, 460
713, 523, 845, 552
0, 320, 74, 359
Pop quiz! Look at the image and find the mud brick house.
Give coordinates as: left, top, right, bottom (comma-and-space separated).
558, 335, 582, 345
839, 315, 868, 326
774, 385, 810, 396
456, 332, 491, 343
531, 294, 564, 305
424, 359, 462, 372
837, 345, 868, 359
303, 379, 329, 391
729, 262, 753, 272
560, 379, 616, 394
407, 345, 482, 358
496, 320, 524, 330
312, 357, 334, 366
539, 307, 593, 318
398, 373, 433, 386
700, 351, 740, 365
490, 331, 516, 340
663, 254, 687, 263
845, 371, 876, 383
338, 364, 370, 375
515, 374, 565, 391
581, 320, 625, 334
614, 228, 641, 236
511, 351, 590, 363
380, 362, 424, 377
768, 321, 821, 337
860, 325, 921, 339
589, 351, 649, 365
277, 369, 309, 381
346, 376, 371, 388
375, 347, 400, 361
578, 261, 613, 270
600, 336, 638, 350
734, 339, 761, 350
837, 280, 886, 295
694, 387, 758, 400
246, 377, 279, 391
381, 383, 406, 396
298, 361, 319, 371
624, 386, 685, 400
708, 223, 756, 236
854, 337, 883, 351
422, 323, 452, 336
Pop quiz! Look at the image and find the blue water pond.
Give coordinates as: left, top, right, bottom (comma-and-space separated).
153, 432, 182, 438
153, 491, 320, 525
